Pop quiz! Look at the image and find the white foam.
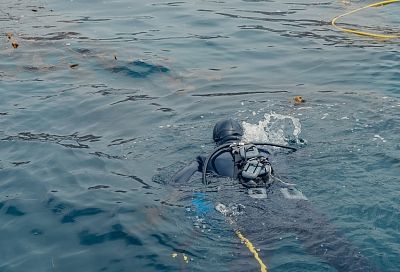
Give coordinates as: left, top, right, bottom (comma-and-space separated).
215, 203, 245, 216
373, 134, 386, 142
242, 112, 303, 145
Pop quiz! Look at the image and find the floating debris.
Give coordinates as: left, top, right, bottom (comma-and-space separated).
171, 252, 190, 263
69, 63, 79, 69
88, 185, 110, 190
294, 95, 305, 105
6, 32, 13, 39
11, 39, 19, 49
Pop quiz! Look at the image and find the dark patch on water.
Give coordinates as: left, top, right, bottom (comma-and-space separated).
111, 94, 158, 105
88, 185, 110, 190
62, 207, 105, 223
22, 31, 86, 41
79, 224, 143, 246
239, 9, 297, 16
11, 161, 30, 166
108, 138, 136, 147
32, 25, 56, 29
284, 2, 332, 6
156, 107, 174, 112
74, 48, 92, 54
90, 151, 125, 160
192, 90, 288, 97
58, 16, 111, 24
159, 200, 186, 208
107, 60, 169, 78
47, 198, 71, 215
194, 34, 228, 40
22, 65, 58, 72
2, 132, 102, 149
111, 171, 153, 189
151, 2, 186, 7
150, 233, 192, 255
6, 205, 26, 216
93, 87, 139, 96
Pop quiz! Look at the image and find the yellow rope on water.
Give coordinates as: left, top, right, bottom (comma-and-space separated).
235, 229, 268, 272
331, 0, 400, 39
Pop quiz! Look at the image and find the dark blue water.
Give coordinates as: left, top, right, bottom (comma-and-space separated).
0, 0, 399, 271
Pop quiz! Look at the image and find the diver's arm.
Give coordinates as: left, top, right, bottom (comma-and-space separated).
171, 155, 206, 183
171, 161, 200, 183
294, 201, 379, 272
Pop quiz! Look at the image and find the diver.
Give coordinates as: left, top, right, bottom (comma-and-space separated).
172, 118, 296, 187
172, 119, 379, 272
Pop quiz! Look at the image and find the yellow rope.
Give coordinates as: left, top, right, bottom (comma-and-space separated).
235, 229, 268, 272
331, 0, 400, 39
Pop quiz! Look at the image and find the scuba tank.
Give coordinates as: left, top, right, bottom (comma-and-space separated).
202, 142, 297, 186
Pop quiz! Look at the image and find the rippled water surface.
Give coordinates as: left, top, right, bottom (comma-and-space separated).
1, 0, 399, 271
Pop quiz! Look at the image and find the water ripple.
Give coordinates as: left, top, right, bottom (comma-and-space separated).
79, 224, 143, 246
2, 132, 101, 149
1, 0, 399, 271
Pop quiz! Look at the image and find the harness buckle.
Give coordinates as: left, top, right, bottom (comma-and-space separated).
239, 145, 259, 160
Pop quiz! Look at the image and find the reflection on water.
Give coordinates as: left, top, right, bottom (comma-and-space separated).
0, 0, 399, 271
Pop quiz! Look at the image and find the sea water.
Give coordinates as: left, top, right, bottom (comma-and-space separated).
0, 0, 399, 271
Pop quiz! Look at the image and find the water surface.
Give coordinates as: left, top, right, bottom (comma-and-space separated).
0, 0, 399, 271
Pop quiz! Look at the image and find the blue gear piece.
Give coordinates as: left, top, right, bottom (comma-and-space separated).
192, 192, 213, 215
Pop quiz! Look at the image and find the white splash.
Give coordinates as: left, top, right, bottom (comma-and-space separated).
373, 134, 386, 143
215, 203, 245, 217
242, 112, 303, 145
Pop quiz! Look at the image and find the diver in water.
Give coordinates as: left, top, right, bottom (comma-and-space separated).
172, 118, 295, 187
172, 119, 379, 272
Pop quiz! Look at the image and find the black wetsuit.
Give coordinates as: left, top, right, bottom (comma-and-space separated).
173, 147, 270, 183
172, 146, 379, 272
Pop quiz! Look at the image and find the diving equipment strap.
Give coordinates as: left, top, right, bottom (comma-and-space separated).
202, 142, 297, 185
